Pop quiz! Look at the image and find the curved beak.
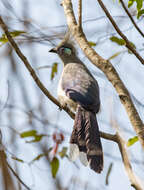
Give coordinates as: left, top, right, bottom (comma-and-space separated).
49, 48, 57, 53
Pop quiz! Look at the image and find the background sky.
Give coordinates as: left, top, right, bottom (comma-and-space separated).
0, 0, 144, 190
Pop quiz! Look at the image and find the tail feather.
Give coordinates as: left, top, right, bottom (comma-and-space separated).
84, 111, 103, 173
70, 106, 103, 173
77, 106, 87, 153
70, 105, 86, 153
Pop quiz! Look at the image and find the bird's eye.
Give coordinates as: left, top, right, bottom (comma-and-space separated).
64, 47, 72, 55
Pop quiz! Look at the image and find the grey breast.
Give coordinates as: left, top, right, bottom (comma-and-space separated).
60, 62, 100, 113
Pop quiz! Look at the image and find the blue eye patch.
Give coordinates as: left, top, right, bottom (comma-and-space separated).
64, 48, 72, 55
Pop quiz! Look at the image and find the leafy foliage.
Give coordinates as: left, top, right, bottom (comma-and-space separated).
11, 156, 24, 163
137, 8, 144, 18
88, 41, 97, 47
30, 154, 45, 163
110, 36, 136, 53
20, 130, 46, 143
127, 136, 139, 147
108, 52, 122, 60
136, 0, 143, 10
58, 147, 67, 158
128, 0, 144, 18
0, 30, 26, 46
20, 130, 37, 138
50, 157, 59, 178
128, 0, 136, 7
51, 62, 58, 80
110, 36, 126, 46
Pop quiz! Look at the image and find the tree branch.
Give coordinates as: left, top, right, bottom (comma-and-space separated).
6, 161, 31, 190
61, 0, 144, 149
115, 133, 143, 190
0, 130, 31, 190
96, 0, 144, 65
78, 0, 82, 29
0, 16, 75, 120
100, 131, 143, 190
119, 0, 144, 38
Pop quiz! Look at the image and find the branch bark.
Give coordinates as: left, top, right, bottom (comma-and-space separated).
119, 0, 144, 38
96, 0, 144, 65
61, 0, 144, 149
6, 161, 31, 190
99, 130, 143, 190
0, 130, 31, 190
115, 133, 143, 190
78, 0, 82, 29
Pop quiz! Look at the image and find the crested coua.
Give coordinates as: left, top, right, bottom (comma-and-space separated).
49, 43, 103, 173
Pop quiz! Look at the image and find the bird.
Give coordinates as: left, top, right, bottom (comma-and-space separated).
49, 42, 103, 173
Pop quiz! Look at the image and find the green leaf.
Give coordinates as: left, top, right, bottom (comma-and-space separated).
137, 9, 144, 18
88, 41, 97, 47
110, 36, 136, 53
58, 147, 67, 158
128, 0, 135, 8
136, 0, 143, 10
33, 135, 43, 142
108, 52, 122, 60
20, 130, 45, 143
50, 157, 59, 178
20, 130, 37, 138
128, 0, 144, 18
11, 156, 24, 163
0, 35, 8, 47
10, 30, 26, 37
26, 135, 44, 143
127, 136, 139, 147
110, 36, 126, 46
0, 30, 26, 46
51, 63, 58, 80
31, 154, 45, 163
0, 35, 8, 43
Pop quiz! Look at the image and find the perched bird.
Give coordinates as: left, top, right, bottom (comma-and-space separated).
49, 42, 103, 173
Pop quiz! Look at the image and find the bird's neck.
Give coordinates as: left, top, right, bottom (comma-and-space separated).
59, 56, 83, 66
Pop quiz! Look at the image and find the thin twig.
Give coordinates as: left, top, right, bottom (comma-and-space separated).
101, 131, 143, 190
101, 128, 143, 190
62, 0, 144, 150
105, 163, 113, 185
119, 0, 144, 38
0, 16, 75, 119
6, 161, 31, 190
78, 0, 82, 29
0, 130, 31, 190
115, 133, 143, 190
96, 0, 144, 65
111, 115, 143, 190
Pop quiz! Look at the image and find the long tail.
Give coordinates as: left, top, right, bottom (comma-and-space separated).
70, 105, 103, 173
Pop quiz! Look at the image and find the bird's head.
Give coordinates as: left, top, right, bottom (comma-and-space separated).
49, 43, 79, 64
49, 43, 76, 56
